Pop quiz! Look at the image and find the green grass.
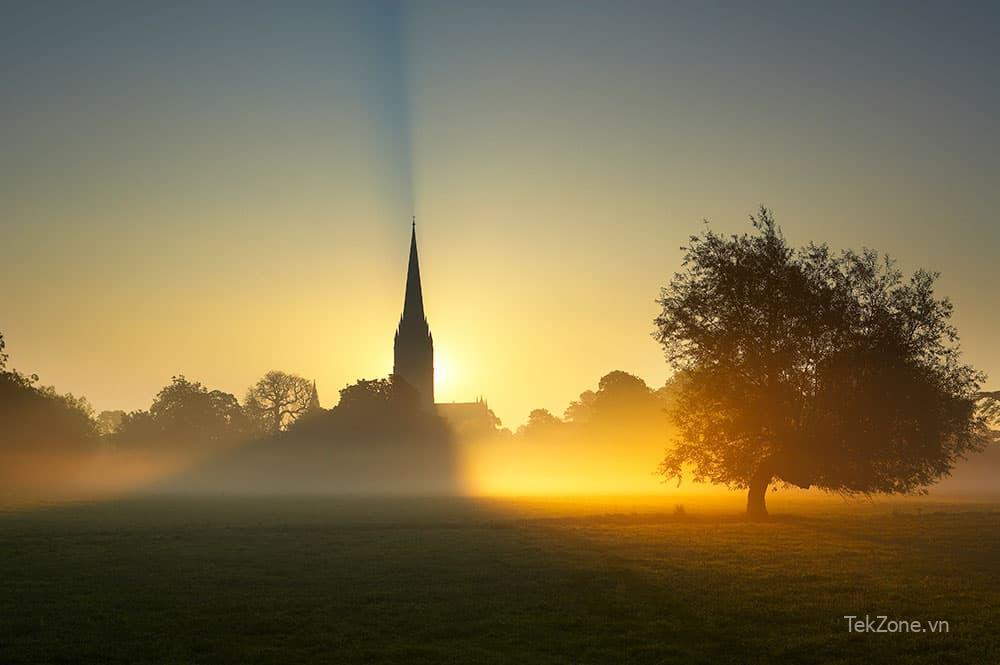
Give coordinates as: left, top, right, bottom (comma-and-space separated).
1, 495, 998, 664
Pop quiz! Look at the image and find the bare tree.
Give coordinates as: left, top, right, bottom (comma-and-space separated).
244, 371, 314, 434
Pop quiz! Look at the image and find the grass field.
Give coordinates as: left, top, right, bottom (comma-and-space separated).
1, 494, 998, 664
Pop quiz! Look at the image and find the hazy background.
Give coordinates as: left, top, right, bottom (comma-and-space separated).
2, 1, 997, 428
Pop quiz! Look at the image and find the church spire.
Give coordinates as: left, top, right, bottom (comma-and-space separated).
394, 216, 434, 410
306, 380, 321, 413
402, 217, 425, 322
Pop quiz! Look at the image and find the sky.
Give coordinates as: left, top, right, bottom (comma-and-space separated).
2, 1, 998, 428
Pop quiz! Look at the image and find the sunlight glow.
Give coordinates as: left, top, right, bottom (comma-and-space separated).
433, 352, 455, 399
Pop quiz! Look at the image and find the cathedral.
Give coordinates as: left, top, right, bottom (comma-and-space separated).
393, 220, 496, 435
393, 219, 436, 409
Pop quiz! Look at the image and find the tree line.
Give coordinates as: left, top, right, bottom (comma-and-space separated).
0, 339, 437, 458
508, 370, 675, 445
2, 206, 997, 514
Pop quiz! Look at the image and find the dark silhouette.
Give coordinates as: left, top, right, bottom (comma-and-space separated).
96, 410, 126, 436
437, 398, 501, 440
0, 332, 99, 455
394, 219, 435, 410
510, 371, 674, 441
979, 392, 1000, 443
463, 371, 674, 494
166, 373, 462, 495
516, 408, 564, 438
654, 208, 988, 517
0, 332, 100, 493
115, 376, 252, 453
321, 374, 430, 435
244, 370, 316, 434
390, 220, 498, 435
514, 371, 674, 442
332, 376, 400, 416
563, 370, 673, 431
1, 211, 993, 504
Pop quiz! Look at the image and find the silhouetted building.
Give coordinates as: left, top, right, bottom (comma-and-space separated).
394, 220, 435, 410
392, 220, 500, 435
437, 398, 497, 439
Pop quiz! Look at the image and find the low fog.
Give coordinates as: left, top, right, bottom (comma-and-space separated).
3, 340, 998, 510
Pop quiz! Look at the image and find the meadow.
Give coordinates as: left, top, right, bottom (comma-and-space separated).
1, 494, 998, 664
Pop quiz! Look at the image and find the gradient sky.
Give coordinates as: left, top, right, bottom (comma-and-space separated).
2, 1, 998, 428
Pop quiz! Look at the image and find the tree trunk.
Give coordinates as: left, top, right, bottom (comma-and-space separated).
272, 405, 282, 433
746, 474, 771, 519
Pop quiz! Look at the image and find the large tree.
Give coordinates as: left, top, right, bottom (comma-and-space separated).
116, 375, 249, 451
244, 371, 314, 434
564, 371, 666, 429
0, 331, 99, 454
332, 375, 420, 421
654, 208, 987, 517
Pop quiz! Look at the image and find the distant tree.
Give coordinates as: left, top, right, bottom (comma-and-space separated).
978, 392, 1000, 443
336, 377, 395, 412
0, 332, 99, 453
563, 390, 596, 424
563, 371, 665, 430
115, 410, 159, 447
516, 408, 564, 438
116, 376, 249, 450
333, 375, 420, 419
284, 374, 442, 447
0, 332, 36, 388
244, 371, 314, 433
482, 406, 503, 431
42, 388, 95, 421
264, 374, 459, 494
654, 208, 987, 517
96, 410, 126, 436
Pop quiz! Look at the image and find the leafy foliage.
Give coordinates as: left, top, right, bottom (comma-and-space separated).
564, 371, 670, 430
654, 208, 986, 512
318, 375, 425, 436
96, 410, 126, 437
115, 376, 251, 451
978, 392, 1000, 443
516, 409, 564, 438
0, 332, 99, 452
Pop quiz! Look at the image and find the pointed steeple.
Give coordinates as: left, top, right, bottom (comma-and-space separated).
306, 380, 321, 413
394, 216, 434, 410
402, 216, 425, 322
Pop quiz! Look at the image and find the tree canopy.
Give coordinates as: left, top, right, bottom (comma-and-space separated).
323, 375, 423, 433
516, 408, 564, 438
563, 370, 670, 431
244, 370, 315, 434
979, 392, 1000, 443
0, 332, 99, 454
116, 376, 250, 451
654, 208, 987, 517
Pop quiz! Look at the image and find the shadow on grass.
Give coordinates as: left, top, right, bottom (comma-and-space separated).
0, 495, 998, 664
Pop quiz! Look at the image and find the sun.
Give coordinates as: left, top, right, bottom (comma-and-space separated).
434, 353, 455, 398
